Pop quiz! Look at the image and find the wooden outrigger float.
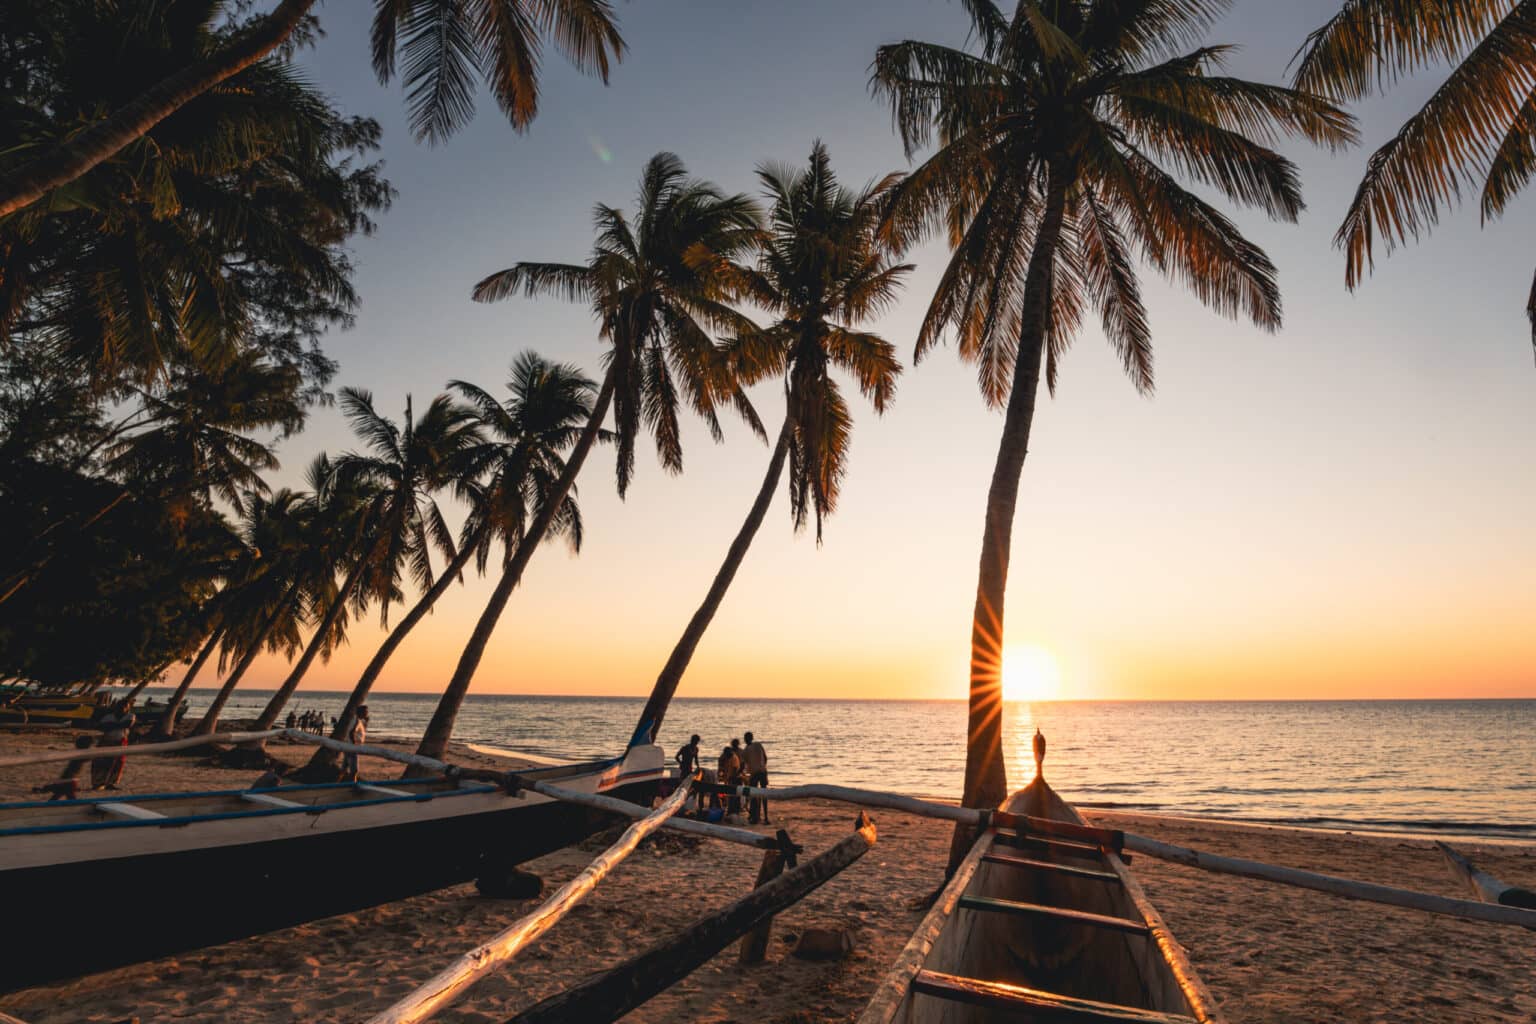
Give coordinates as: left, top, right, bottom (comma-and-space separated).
859, 732, 1221, 1024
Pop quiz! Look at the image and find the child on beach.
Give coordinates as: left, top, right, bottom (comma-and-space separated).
33, 734, 95, 801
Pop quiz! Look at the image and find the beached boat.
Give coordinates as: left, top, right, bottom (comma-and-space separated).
0, 681, 111, 726
861, 771, 1223, 1024
0, 743, 664, 993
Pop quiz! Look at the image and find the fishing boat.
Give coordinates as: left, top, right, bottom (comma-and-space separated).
861, 743, 1222, 1024
0, 742, 665, 993
0, 681, 111, 726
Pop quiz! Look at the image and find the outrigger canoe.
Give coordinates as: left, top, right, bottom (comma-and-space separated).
861, 771, 1223, 1024
0, 743, 664, 993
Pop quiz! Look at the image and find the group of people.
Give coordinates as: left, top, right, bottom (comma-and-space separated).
284, 709, 332, 734
674, 731, 770, 825
33, 700, 136, 800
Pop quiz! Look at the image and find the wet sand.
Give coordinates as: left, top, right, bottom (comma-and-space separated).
2, 731, 1533, 1022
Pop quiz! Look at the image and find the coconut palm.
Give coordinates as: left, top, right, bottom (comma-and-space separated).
190, 488, 309, 735
630, 142, 909, 745
870, 0, 1356, 861
409, 156, 761, 759
412, 353, 596, 761
0, 0, 624, 219
249, 453, 393, 730
294, 390, 485, 767
1291, 1, 1536, 357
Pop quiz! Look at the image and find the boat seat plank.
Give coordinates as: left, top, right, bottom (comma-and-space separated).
958, 895, 1149, 935
981, 851, 1122, 882
357, 783, 414, 798
242, 792, 304, 809
96, 802, 166, 821
994, 831, 1105, 857
912, 970, 1197, 1023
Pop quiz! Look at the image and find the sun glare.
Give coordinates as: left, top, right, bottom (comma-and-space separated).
1002, 645, 1063, 703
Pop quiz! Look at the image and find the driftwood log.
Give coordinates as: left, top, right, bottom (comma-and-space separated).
508, 813, 878, 1024
368, 775, 697, 1024
1437, 841, 1536, 909
738, 829, 798, 964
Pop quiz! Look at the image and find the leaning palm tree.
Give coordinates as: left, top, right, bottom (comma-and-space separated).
0, 0, 625, 218
871, 0, 1355, 864
1292, 1, 1536, 357
412, 353, 596, 762
249, 453, 392, 730
410, 155, 761, 758
190, 488, 310, 735
630, 142, 909, 745
297, 390, 485, 770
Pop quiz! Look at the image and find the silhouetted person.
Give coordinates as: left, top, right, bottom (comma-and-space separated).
743, 730, 770, 825
35, 735, 95, 801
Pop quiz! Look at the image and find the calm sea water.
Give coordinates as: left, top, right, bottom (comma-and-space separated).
151, 690, 1536, 840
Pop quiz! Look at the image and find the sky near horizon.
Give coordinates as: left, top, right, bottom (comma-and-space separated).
229, 0, 1535, 704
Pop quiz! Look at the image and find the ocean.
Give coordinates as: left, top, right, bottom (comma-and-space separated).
150, 690, 1536, 841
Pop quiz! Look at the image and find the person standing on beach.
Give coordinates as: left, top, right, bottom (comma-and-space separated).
719, 742, 743, 818
342, 706, 369, 780
743, 731, 770, 825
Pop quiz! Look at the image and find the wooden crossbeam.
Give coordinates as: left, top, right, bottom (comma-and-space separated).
981, 851, 1122, 882
912, 970, 1196, 1023
357, 783, 413, 798
96, 802, 165, 821
958, 895, 1149, 935
994, 831, 1107, 859
241, 792, 304, 809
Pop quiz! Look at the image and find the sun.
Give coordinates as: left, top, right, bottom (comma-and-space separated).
1002, 645, 1063, 703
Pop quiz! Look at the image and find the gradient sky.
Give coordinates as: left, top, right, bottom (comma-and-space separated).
230, 0, 1535, 702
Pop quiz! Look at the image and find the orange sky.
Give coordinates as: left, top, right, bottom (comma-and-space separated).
221, 0, 1535, 704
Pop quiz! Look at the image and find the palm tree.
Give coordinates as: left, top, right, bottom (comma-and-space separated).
870, 0, 1355, 864
190, 489, 309, 735
1292, 1, 1536, 358
249, 453, 391, 730
630, 142, 909, 745
292, 390, 484, 767
412, 353, 597, 762
407, 155, 761, 760
0, 0, 624, 218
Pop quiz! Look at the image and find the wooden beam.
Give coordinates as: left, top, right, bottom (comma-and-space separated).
981, 851, 1121, 882
367, 776, 697, 1024
520, 778, 783, 851
508, 814, 877, 1024
911, 970, 1196, 1023
958, 895, 1150, 935
0, 729, 287, 768
241, 792, 304, 809
96, 802, 166, 821
1126, 833, 1536, 931
1437, 841, 1536, 909
738, 834, 793, 964
356, 783, 413, 798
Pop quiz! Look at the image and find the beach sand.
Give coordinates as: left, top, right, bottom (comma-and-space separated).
2, 731, 1533, 1022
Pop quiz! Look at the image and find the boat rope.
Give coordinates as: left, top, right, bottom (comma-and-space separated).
367, 773, 699, 1024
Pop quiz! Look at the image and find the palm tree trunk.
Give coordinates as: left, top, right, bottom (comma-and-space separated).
629, 414, 794, 746
412, 371, 617, 765
156, 627, 223, 738
0, 0, 318, 219
307, 524, 489, 771
251, 559, 370, 730
192, 581, 301, 736
947, 168, 1069, 873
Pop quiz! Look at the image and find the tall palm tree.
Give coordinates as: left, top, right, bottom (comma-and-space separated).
250, 453, 392, 730
292, 390, 484, 767
1292, 1, 1536, 357
409, 155, 762, 759
630, 142, 909, 745
190, 488, 309, 735
870, 0, 1355, 864
0, 0, 624, 218
412, 353, 596, 762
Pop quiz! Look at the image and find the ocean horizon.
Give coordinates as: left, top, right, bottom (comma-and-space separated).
144, 689, 1536, 842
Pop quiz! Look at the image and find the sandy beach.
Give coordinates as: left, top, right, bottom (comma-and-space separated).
2, 731, 1533, 1023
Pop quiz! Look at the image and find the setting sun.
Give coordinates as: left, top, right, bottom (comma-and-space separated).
1002, 645, 1063, 703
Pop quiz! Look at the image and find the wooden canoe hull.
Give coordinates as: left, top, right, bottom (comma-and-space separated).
0, 748, 664, 993
861, 776, 1222, 1024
